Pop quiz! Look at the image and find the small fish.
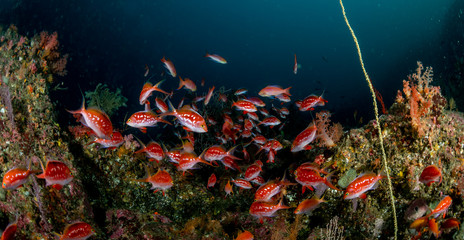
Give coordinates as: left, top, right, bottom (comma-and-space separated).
244, 160, 263, 181
135, 141, 165, 163
258, 85, 291, 98
409, 216, 428, 231
257, 116, 281, 128
178, 77, 197, 92
134, 168, 173, 196
235, 230, 254, 240
275, 94, 291, 103
225, 180, 233, 197
291, 123, 317, 152
426, 195, 452, 219
161, 56, 177, 77
221, 156, 241, 172
294, 196, 326, 214
205, 52, 227, 64
176, 152, 212, 175
58, 221, 94, 240
441, 217, 460, 230
204, 86, 215, 106
419, 165, 442, 186
89, 131, 124, 149
201, 78, 205, 86
155, 97, 169, 113
207, 173, 216, 188
2, 162, 39, 190
249, 198, 290, 223
37, 160, 73, 190
144, 64, 150, 77
254, 179, 289, 202
67, 100, 113, 140
231, 178, 252, 190
297, 94, 327, 111
201, 145, 240, 163
428, 218, 440, 238
126, 111, 171, 133
161, 102, 208, 133
234, 88, 248, 96
219, 93, 228, 102
294, 168, 339, 197
139, 80, 170, 105
343, 172, 385, 200
246, 97, 265, 107
293, 54, 298, 74
1, 220, 17, 240
250, 176, 265, 186
233, 100, 257, 113
166, 149, 181, 163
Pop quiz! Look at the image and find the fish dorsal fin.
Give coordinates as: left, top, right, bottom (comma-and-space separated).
143, 82, 153, 90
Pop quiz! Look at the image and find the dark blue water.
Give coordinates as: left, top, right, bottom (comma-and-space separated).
0, 0, 456, 127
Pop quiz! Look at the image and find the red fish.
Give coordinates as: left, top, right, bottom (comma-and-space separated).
166, 149, 182, 163
249, 199, 290, 223
291, 123, 317, 152
258, 85, 291, 98
2, 163, 39, 190
161, 103, 208, 133
293, 54, 298, 74
135, 141, 165, 163
275, 94, 291, 103
59, 221, 94, 240
343, 172, 385, 200
442, 217, 460, 230
234, 88, 248, 96
178, 77, 197, 92
1, 220, 17, 240
67, 100, 113, 140
428, 218, 440, 238
204, 86, 215, 106
251, 176, 265, 186
426, 195, 452, 219
134, 168, 173, 196
247, 112, 259, 121
176, 152, 212, 175
244, 160, 263, 181
246, 97, 265, 107
254, 179, 289, 202
233, 100, 257, 113
201, 145, 240, 163
297, 94, 327, 111
126, 111, 171, 133
294, 168, 339, 196
294, 196, 326, 214
37, 160, 73, 190
161, 56, 177, 77
89, 131, 124, 149
235, 230, 254, 240
139, 80, 170, 105
155, 97, 169, 113
221, 156, 241, 172
205, 52, 227, 64
207, 173, 216, 188
419, 165, 442, 186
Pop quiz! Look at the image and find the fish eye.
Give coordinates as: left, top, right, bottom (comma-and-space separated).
127, 119, 131, 122
345, 193, 349, 196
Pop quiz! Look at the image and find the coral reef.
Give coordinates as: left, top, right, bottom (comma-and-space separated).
84, 83, 127, 117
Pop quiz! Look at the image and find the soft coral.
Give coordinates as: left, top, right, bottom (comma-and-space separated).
315, 111, 343, 148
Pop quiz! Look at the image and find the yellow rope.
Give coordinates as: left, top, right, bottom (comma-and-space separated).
338, 1, 397, 239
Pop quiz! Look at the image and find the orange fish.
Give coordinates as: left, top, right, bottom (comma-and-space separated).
161, 56, 177, 77
254, 179, 290, 202
225, 180, 233, 197
67, 100, 113, 140
205, 52, 227, 64
442, 217, 460, 230
178, 77, 197, 92
201, 145, 240, 163
155, 97, 169, 113
235, 230, 254, 240
176, 152, 212, 175
343, 172, 385, 200
89, 131, 124, 149
244, 160, 263, 181
419, 165, 442, 186
207, 173, 216, 188
246, 97, 265, 107
234, 88, 248, 96
294, 196, 326, 214
135, 141, 165, 163
126, 111, 171, 133
2, 162, 39, 190
37, 160, 73, 190
1, 220, 17, 240
428, 218, 440, 238
294, 168, 339, 196
427, 195, 452, 219
231, 178, 252, 189
58, 221, 94, 240
257, 116, 281, 128
161, 102, 208, 133
258, 85, 291, 98
291, 123, 317, 152
135, 168, 173, 196
139, 80, 170, 105
249, 198, 290, 223
204, 86, 215, 106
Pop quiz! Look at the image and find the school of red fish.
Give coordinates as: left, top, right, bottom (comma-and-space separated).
1, 53, 458, 239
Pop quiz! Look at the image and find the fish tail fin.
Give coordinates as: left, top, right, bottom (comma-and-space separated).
66, 96, 85, 114
153, 79, 170, 95
277, 198, 290, 210
284, 87, 292, 96
177, 76, 184, 90
204, 51, 209, 58
159, 100, 177, 118
198, 158, 213, 166
226, 145, 241, 161
324, 172, 341, 191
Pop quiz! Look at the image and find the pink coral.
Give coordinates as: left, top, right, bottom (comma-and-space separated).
315, 111, 343, 148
